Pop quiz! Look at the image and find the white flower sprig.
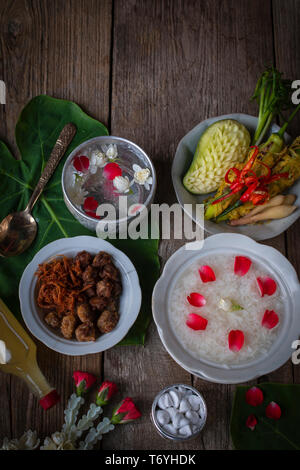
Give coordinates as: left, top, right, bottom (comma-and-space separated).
1, 431, 40, 450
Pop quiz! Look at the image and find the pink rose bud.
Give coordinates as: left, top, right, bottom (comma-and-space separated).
73, 371, 96, 396
96, 381, 118, 406
111, 397, 142, 424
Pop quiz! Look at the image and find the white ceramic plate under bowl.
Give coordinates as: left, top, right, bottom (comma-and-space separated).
172, 114, 300, 241
152, 233, 300, 384
19, 236, 141, 356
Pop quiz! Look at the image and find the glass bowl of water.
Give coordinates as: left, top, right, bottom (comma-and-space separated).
62, 136, 156, 233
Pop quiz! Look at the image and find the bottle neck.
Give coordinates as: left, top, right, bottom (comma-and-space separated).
16, 358, 53, 400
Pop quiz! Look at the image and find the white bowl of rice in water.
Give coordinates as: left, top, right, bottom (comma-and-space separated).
152, 233, 300, 384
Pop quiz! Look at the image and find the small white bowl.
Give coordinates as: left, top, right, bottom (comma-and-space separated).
152, 233, 300, 384
19, 236, 141, 356
172, 114, 300, 241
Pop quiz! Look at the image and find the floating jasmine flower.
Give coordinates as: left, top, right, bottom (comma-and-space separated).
90, 150, 108, 173
101, 144, 118, 160
132, 164, 152, 190
113, 176, 131, 193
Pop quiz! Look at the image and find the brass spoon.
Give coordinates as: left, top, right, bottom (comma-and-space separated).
0, 123, 77, 257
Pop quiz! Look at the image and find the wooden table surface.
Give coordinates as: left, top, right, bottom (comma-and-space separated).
0, 0, 299, 450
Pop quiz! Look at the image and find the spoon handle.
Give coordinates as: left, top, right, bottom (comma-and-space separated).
25, 123, 77, 213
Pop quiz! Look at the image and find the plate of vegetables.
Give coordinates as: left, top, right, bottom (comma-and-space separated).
172, 67, 300, 240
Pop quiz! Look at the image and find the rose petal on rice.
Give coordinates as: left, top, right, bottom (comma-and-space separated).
245, 387, 264, 406
199, 265, 216, 283
262, 309, 279, 329
234, 256, 252, 276
265, 401, 281, 420
186, 313, 208, 331
246, 414, 257, 431
187, 293, 206, 307
228, 330, 244, 352
257, 277, 277, 296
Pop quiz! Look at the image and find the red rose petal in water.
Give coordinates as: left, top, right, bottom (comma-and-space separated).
262, 309, 279, 329
245, 387, 264, 406
199, 265, 216, 283
187, 293, 206, 307
234, 256, 252, 276
257, 277, 277, 296
103, 162, 122, 180
228, 330, 244, 352
265, 401, 282, 420
84, 197, 99, 212
246, 414, 257, 431
73, 155, 90, 173
186, 313, 208, 331
83, 197, 101, 219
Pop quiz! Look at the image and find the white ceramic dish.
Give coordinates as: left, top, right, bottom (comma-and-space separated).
19, 236, 141, 356
172, 114, 300, 241
152, 233, 300, 384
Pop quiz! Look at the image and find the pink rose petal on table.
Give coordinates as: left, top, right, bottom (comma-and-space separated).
228, 330, 244, 351
234, 256, 252, 276
265, 401, 281, 420
186, 313, 208, 331
73, 155, 90, 173
199, 265, 216, 282
187, 293, 206, 307
262, 309, 279, 329
245, 387, 264, 406
257, 277, 277, 296
246, 414, 257, 431
103, 162, 122, 180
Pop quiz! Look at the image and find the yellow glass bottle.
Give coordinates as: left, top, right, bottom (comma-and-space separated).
0, 297, 59, 409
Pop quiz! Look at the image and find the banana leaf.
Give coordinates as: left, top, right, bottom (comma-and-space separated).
230, 383, 300, 450
0, 95, 160, 345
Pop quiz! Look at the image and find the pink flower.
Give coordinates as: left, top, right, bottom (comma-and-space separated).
187, 293, 206, 307
228, 330, 244, 352
262, 309, 279, 329
73, 371, 96, 396
265, 401, 282, 420
245, 387, 264, 406
111, 397, 142, 424
198, 265, 216, 282
246, 414, 257, 431
234, 256, 252, 276
186, 313, 208, 331
96, 381, 118, 406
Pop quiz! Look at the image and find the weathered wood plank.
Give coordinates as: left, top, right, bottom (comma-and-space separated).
273, 0, 300, 384
104, 0, 280, 450
0, 0, 112, 442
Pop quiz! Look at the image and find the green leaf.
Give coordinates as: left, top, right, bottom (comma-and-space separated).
0, 95, 159, 345
230, 383, 300, 450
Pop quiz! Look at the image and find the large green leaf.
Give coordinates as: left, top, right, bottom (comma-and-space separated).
230, 382, 300, 450
0, 95, 159, 345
